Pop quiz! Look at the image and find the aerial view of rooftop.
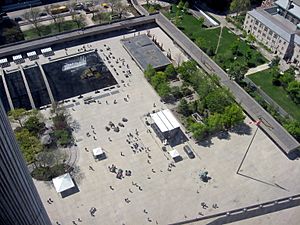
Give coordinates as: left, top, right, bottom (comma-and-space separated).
0, 0, 300, 224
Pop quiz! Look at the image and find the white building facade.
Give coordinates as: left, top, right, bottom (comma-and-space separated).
244, 0, 300, 66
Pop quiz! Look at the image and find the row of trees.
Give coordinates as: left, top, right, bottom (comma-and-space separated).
176, 60, 245, 140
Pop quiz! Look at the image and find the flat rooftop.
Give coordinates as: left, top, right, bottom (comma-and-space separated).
121, 34, 171, 71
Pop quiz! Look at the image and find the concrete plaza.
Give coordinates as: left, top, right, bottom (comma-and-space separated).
33, 27, 300, 225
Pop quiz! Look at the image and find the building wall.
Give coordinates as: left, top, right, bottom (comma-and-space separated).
0, 101, 51, 225
244, 13, 290, 58
291, 43, 300, 66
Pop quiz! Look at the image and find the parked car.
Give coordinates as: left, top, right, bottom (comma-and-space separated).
184, 145, 195, 159
14, 17, 22, 22
39, 12, 47, 17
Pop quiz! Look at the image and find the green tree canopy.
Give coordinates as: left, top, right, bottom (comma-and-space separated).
8, 108, 27, 127
24, 116, 45, 137
189, 122, 208, 141
15, 128, 43, 164
164, 64, 177, 80
144, 64, 156, 81
230, 0, 250, 16
222, 104, 245, 128
178, 99, 191, 116
287, 80, 300, 104
284, 120, 300, 141
177, 60, 198, 82
204, 89, 233, 113
206, 113, 224, 132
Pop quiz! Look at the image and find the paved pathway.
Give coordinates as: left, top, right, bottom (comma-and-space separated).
245, 63, 270, 76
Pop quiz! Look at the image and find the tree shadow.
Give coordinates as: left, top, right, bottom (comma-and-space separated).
197, 138, 214, 147
216, 130, 231, 140
70, 165, 85, 186
70, 119, 81, 133
230, 123, 252, 136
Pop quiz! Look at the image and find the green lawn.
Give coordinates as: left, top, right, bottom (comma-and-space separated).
23, 21, 79, 40
249, 69, 300, 121
164, 5, 266, 70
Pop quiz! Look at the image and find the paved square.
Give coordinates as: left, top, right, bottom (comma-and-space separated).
33, 27, 300, 225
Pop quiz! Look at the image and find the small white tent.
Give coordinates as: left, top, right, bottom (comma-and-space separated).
52, 173, 75, 193
92, 147, 106, 160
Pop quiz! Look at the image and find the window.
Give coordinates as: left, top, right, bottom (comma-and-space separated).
274, 34, 278, 38
255, 21, 259, 25
269, 31, 273, 36
264, 27, 268, 32
279, 39, 282, 43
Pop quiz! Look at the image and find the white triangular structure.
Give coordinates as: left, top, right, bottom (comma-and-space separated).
52, 173, 75, 193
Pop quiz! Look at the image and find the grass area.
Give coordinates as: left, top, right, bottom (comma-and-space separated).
249, 69, 300, 121
23, 20, 79, 40
164, 4, 266, 70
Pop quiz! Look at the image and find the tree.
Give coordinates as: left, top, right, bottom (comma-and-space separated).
108, 0, 121, 15
144, 64, 156, 81
8, 108, 27, 127
150, 71, 167, 89
287, 80, 300, 104
279, 68, 295, 88
189, 122, 207, 141
230, 0, 250, 16
24, 116, 45, 137
178, 99, 191, 116
204, 89, 232, 113
206, 113, 224, 132
177, 60, 198, 82
15, 128, 43, 164
183, 1, 189, 12
54, 130, 72, 146
3, 26, 24, 43
171, 86, 183, 99
222, 104, 245, 129
164, 64, 177, 80
284, 120, 300, 141
45, 5, 61, 31
228, 61, 248, 83
71, 13, 86, 28
23, 8, 42, 36
178, 1, 185, 10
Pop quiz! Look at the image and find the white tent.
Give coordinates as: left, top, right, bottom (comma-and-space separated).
52, 173, 75, 193
41, 47, 52, 54
27, 51, 37, 57
12, 54, 22, 61
150, 109, 180, 133
0, 58, 8, 64
169, 149, 180, 159
92, 147, 104, 157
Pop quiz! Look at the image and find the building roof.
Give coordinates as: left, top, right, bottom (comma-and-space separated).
52, 173, 75, 193
248, 8, 297, 41
121, 34, 171, 71
150, 109, 180, 133
275, 0, 300, 19
295, 33, 300, 45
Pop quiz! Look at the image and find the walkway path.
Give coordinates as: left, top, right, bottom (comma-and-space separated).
245, 63, 270, 76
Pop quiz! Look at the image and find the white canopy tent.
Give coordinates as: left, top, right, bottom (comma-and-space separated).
150, 109, 180, 133
52, 173, 75, 193
12, 54, 22, 61
27, 51, 37, 57
41, 47, 52, 54
0, 58, 8, 64
92, 147, 104, 157
169, 149, 180, 159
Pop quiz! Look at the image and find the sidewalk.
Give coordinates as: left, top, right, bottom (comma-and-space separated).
245, 63, 270, 76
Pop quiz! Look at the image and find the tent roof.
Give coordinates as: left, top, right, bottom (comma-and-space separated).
52, 173, 75, 193
150, 109, 180, 132
0, 58, 8, 63
92, 147, 104, 156
41, 47, 52, 53
27, 51, 37, 57
169, 149, 180, 158
12, 54, 22, 60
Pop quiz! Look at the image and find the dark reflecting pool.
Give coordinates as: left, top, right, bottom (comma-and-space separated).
24, 66, 51, 108
42, 52, 117, 101
5, 71, 31, 110
0, 76, 10, 112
